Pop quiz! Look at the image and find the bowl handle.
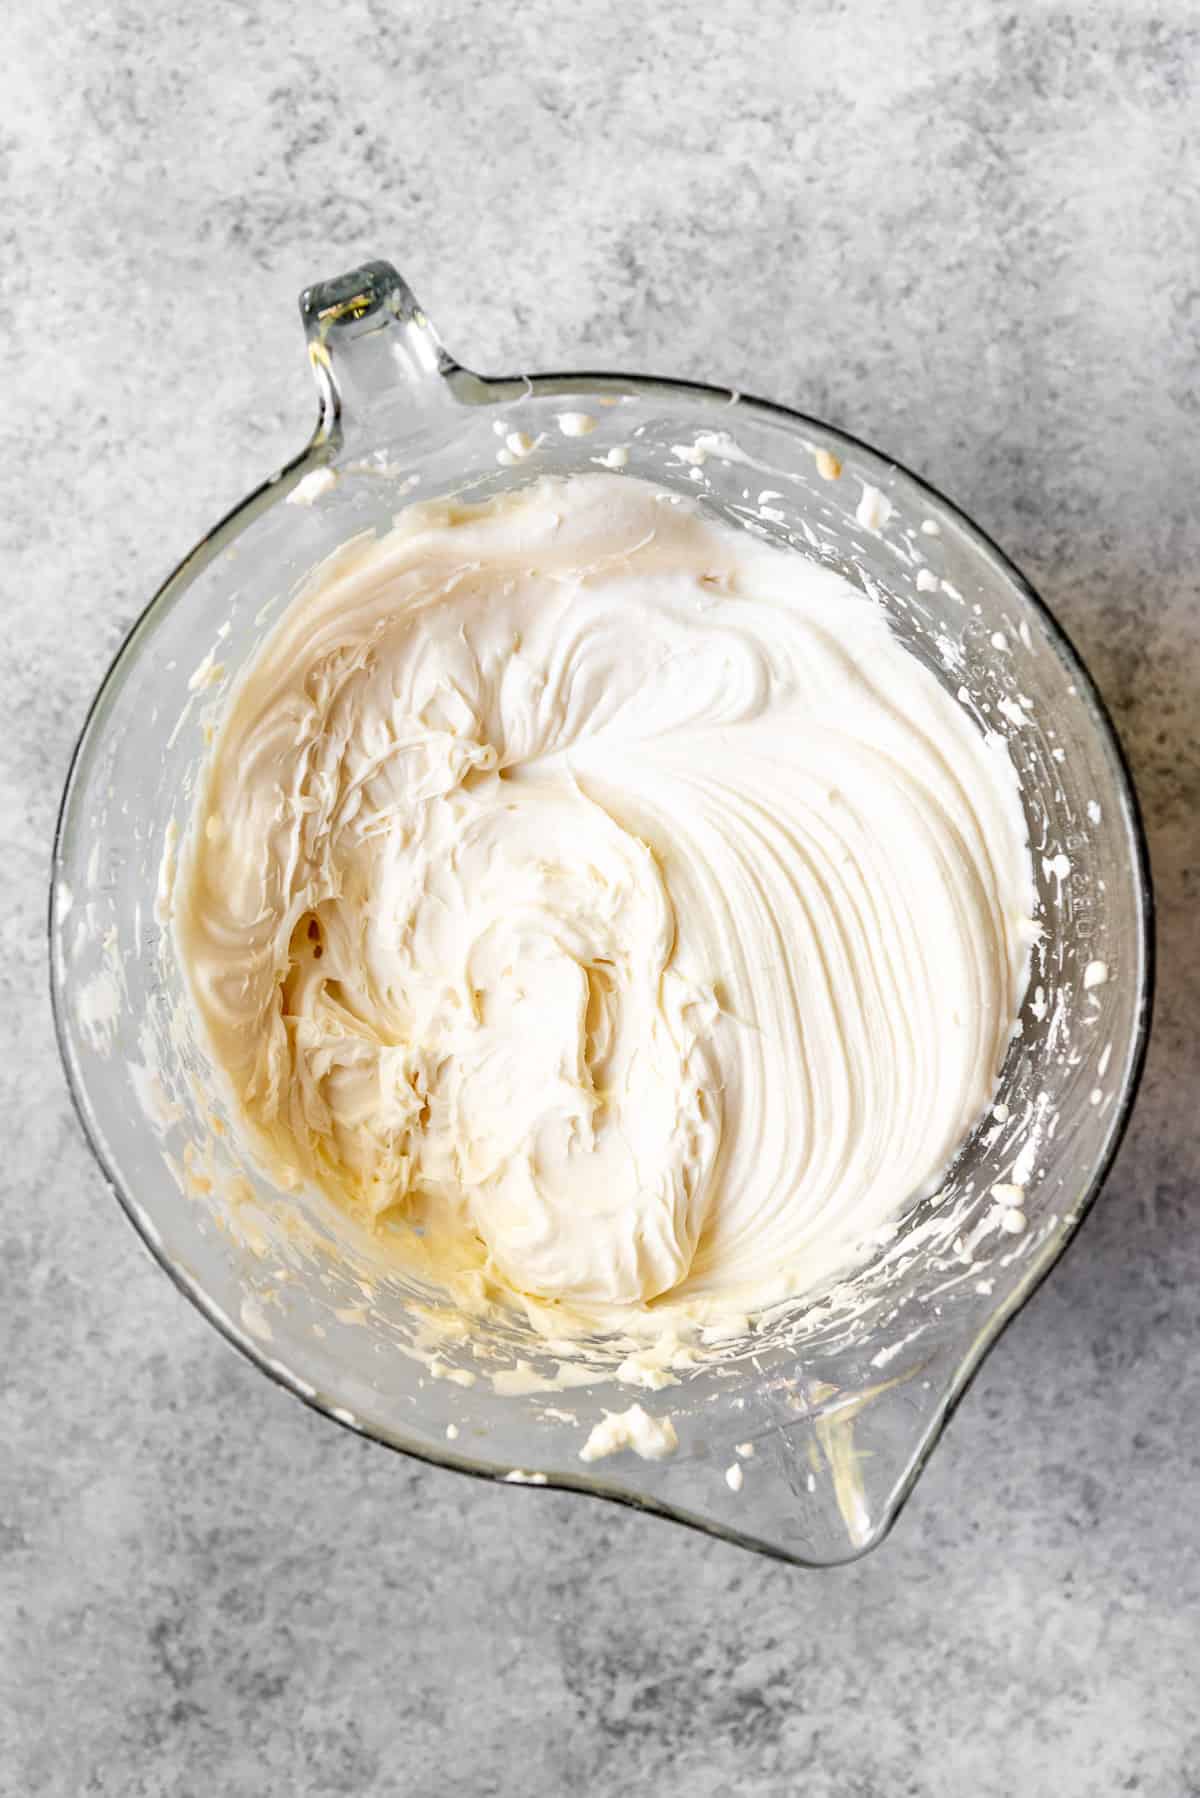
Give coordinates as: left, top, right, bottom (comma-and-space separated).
298, 260, 468, 447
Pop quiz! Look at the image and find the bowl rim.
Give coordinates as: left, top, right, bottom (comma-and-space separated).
48, 368, 1157, 1566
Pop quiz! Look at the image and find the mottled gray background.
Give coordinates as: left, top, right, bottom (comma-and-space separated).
4, 2, 1199, 1793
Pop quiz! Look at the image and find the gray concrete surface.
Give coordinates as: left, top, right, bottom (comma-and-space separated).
3, 2, 1198, 1793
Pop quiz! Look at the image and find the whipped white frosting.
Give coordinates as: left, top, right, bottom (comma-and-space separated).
176, 475, 1032, 1329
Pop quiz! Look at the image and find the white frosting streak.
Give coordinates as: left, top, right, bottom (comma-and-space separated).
176, 475, 1032, 1327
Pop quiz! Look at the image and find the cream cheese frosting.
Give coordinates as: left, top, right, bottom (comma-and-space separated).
175, 474, 1032, 1331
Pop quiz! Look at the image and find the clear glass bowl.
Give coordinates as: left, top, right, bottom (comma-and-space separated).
50, 261, 1153, 1565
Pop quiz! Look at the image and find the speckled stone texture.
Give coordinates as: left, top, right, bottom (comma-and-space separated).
3, 2, 1199, 1793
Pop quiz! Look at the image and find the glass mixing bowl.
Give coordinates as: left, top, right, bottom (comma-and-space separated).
50, 261, 1153, 1565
